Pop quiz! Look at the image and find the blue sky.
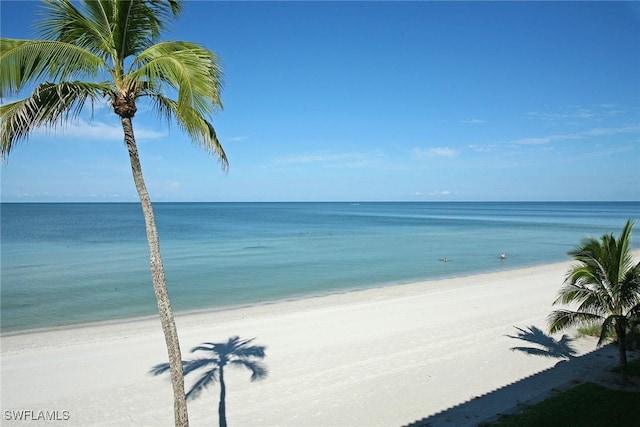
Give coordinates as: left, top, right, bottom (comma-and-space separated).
1, 1, 639, 202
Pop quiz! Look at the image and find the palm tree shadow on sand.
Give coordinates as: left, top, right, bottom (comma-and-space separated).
403, 329, 622, 427
151, 336, 267, 427
507, 325, 578, 359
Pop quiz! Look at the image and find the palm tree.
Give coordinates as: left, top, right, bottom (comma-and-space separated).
1, 1, 227, 424
151, 336, 268, 427
548, 219, 640, 385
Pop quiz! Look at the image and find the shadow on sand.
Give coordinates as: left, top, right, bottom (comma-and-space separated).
150, 336, 267, 427
507, 325, 578, 360
403, 326, 619, 427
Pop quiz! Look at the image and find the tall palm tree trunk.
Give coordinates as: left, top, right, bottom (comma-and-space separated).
121, 117, 189, 426
218, 367, 227, 427
616, 321, 629, 385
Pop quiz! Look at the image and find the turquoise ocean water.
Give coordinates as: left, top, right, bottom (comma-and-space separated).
1, 202, 639, 332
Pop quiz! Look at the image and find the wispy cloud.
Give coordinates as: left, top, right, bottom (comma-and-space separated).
412, 147, 458, 158
526, 105, 624, 122
582, 126, 640, 137
416, 190, 453, 197
462, 124, 639, 155
461, 119, 486, 124
468, 144, 495, 153
575, 144, 636, 159
273, 151, 378, 168
429, 189, 452, 196
513, 125, 640, 146
34, 118, 167, 141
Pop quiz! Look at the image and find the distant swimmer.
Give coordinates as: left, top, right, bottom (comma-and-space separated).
500, 252, 506, 260
444, 257, 448, 263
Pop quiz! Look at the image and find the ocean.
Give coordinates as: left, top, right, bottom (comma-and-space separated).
1, 202, 639, 332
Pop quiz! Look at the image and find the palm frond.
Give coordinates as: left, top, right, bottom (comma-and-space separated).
132, 41, 223, 114
597, 315, 620, 347
0, 38, 105, 95
113, 0, 160, 59
136, 0, 184, 38
36, 0, 111, 55
178, 106, 227, 169
548, 309, 602, 334
553, 281, 593, 306
549, 219, 640, 353
36, 0, 181, 59
145, 93, 228, 170
1, 81, 110, 159
561, 252, 619, 314
119, 0, 184, 52
629, 302, 640, 320
619, 262, 640, 310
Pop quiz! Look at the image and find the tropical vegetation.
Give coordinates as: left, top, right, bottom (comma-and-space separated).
548, 219, 640, 384
151, 336, 268, 427
0, 1, 227, 425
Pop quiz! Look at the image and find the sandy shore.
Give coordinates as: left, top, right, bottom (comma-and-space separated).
2, 253, 639, 426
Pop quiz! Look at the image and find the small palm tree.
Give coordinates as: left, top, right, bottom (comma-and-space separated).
2, 2, 227, 425
151, 336, 268, 427
548, 219, 640, 384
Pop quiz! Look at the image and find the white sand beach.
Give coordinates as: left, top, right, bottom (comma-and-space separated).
2, 252, 639, 426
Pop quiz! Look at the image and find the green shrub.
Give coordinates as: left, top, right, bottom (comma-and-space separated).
577, 324, 602, 338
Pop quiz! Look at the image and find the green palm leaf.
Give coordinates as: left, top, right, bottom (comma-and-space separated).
145, 93, 228, 170
0, 39, 104, 94
1, 81, 109, 158
132, 41, 224, 113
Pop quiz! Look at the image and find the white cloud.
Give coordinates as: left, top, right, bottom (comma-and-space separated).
461, 119, 486, 124
468, 144, 494, 152
415, 190, 453, 197
412, 147, 458, 158
514, 135, 566, 145
34, 118, 167, 141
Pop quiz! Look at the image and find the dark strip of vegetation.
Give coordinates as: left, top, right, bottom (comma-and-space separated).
486, 359, 640, 427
